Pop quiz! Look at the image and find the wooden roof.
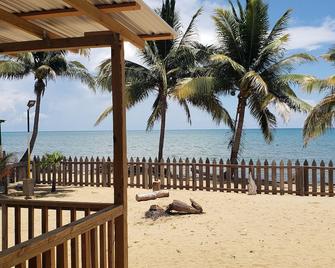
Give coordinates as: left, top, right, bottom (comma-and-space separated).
0, 0, 176, 53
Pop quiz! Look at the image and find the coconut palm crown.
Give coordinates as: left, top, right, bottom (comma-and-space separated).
0, 51, 95, 162
95, 0, 232, 161
176, 0, 316, 163
303, 47, 335, 144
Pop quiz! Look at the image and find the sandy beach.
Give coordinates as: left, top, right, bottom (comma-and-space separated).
2, 186, 335, 267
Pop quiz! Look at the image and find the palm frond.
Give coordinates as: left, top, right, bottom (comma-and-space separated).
63, 61, 95, 90
211, 54, 246, 73
95, 105, 113, 126
303, 93, 335, 144
240, 70, 268, 94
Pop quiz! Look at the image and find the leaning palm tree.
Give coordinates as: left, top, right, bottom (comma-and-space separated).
95, 0, 232, 161
177, 0, 315, 163
0, 51, 95, 162
303, 47, 335, 144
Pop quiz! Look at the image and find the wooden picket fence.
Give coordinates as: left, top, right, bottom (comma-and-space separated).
12, 156, 335, 197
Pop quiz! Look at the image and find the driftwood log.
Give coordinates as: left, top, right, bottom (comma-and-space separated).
166, 199, 203, 215
152, 180, 161, 191
136, 190, 169, 202
145, 199, 204, 220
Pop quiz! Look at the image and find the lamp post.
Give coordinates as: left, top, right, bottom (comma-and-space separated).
27, 100, 36, 179
0, 119, 5, 158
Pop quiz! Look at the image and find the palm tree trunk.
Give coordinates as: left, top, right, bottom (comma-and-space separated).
20, 89, 42, 163
158, 98, 167, 162
230, 95, 247, 163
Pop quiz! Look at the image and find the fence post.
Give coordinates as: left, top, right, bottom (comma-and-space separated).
160, 158, 165, 188
79, 157, 84, 186
192, 158, 196, 191
270, 160, 276, 195
320, 160, 325, 196
264, 160, 269, 194
328, 160, 333, 197
102, 157, 106, 187
303, 160, 309, 196
166, 158, 171, 189
226, 159, 231, 193
205, 158, 210, 191
135, 157, 140, 187
280, 160, 284, 195
295, 160, 303, 196
241, 159, 246, 193
219, 159, 224, 192
212, 159, 217, 192
143, 157, 149, 189
185, 158, 190, 190
148, 157, 153, 189
256, 160, 261, 194
129, 157, 134, 187
287, 160, 293, 195
198, 158, 203, 191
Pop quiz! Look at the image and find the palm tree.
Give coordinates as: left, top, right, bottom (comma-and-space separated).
0, 51, 95, 162
95, 0, 232, 161
303, 47, 335, 144
177, 0, 315, 163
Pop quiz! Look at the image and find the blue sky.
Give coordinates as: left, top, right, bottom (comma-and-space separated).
1, 0, 335, 132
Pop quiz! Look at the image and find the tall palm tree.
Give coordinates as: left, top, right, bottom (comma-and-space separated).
0, 51, 95, 162
177, 0, 315, 163
303, 47, 335, 143
95, 0, 232, 161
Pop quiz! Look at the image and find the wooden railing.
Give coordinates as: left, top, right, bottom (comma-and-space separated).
0, 199, 122, 267
12, 156, 335, 196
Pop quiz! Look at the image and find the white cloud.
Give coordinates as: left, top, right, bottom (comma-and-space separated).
287, 18, 335, 51
0, 89, 31, 113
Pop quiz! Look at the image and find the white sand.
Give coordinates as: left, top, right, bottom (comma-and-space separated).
3, 186, 335, 267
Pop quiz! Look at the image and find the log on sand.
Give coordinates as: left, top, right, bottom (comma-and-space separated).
136, 190, 169, 202
166, 199, 203, 215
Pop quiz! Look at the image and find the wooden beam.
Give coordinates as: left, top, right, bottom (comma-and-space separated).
0, 8, 59, 39
85, 31, 174, 41
139, 33, 174, 41
0, 34, 116, 54
15, 2, 141, 20
63, 0, 144, 49
111, 35, 128, 268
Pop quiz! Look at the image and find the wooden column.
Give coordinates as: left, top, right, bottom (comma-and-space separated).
111, 34, 128, 268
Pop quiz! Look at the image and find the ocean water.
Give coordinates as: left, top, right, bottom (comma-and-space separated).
2, 129, 334, 163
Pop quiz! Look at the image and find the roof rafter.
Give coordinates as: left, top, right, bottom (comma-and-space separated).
15, 2, 141, 20
85, 31, 174, 41
63, 0, 145, 49
0, 33, 118, 54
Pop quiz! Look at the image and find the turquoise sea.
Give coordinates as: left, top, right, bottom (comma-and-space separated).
2, 129, 334, 163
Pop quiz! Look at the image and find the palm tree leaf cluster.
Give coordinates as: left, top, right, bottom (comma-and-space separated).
177, 0, 315, 161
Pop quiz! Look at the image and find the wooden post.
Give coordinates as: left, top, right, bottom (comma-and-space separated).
329, 161, 334, 197
111, 35, 128, 268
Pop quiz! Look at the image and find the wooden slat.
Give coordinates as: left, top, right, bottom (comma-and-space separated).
90, 157, 95, 186
108, 220, 115, 268
303, 160, 309, 196
287, 160, 293, 194
329, 161, 334, 197
198, 158, 204, 191
15, 2, 141, 20
205, 158, 210, 191
82, 210, 92, 268
68, 157, 73, 185
99, 223, 107, 268
160, 159, 165, 188
62, 157, 67, 186
179, 158, 184, 190
2, 204, 8, 250
85, 157, 89, 186
43, 247, 55, 268
280, 160, 285, 195
63, 0, 145, 48
90, 227, 98, 268
136, 157, 140, 187
143, 158, 149, 189
264, 160, 269, 194
15, 206, 21, 245
172, 158, 177, 189
74, 157, 78, 186
212, 159, 217, 191
70, 209, 79, 268
320, 160, 325, 196
102, 157, 107, 187
166, 158, 171, 189
219, 159, 224, 192
256, 160, 261, 194
192, 158, 197, 191
79, 157, 84, 186
226, 159, 231, 192
28, 207, 36, 268
271, 161, 277, 195
295, 160, 302, 196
